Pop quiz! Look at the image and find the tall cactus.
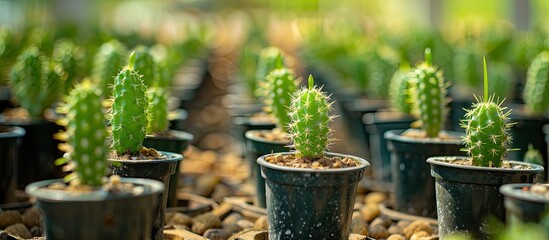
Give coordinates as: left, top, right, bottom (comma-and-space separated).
410, 48, 447, 138
389, 63, 413, 114
53, 39, 82, 95
110, 52, 149, 155
131, 46, 155, 87
92, 40, 127, 96
523, 51, 549, 114
10, 45, 64, 119
255, 47, 285, 99
56, 80, 107, 187
288, 75, 334, 159
147, 86, 169, 133
461, 58, 513, 167
265, 67, 298, 132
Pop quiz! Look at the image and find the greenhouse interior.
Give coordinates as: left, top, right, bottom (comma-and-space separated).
0, 0, 549, 239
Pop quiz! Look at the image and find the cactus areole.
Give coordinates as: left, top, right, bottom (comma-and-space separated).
288, 75, 334, 159
110, 52, 149, 155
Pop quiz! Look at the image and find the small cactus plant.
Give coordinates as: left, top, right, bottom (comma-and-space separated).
410, 48, 447, 138
56, 80, 107, 187
10, 45, 64, 119
461, 58, 513, 167
255, 47, 285, 98
389, 62, 413, 114
110, 52, 149, 155
523, 144, 544, 166
147, 86, 169, 133
92, 40, 127, 96
131, 46, 155, 87
523, 51, 549, 114
264, 67, 298, 132
53, 39, 83, 95
288, 75, 334, 159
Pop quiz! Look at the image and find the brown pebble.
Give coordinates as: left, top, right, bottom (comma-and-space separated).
230, 230, 268, 240
192, 213, 221, 235
364, 192, 387, 205
236, 219, 254, 230
411, 230, 431, 240
22, 208, 41, 228
360, 204, 380, 222
203, 228, 230, 240
349, 233, 368, 240
396, 220, 411, 229
387, 234, 406, 240
368, 224, 389, 239
211, 184, 233, 203
254, 216, 268, 230
5, 223, 32, 239
0, 211, 22, 228
166, 212, 192, 227
388, 225, 402, 235
419, 236, 439, 240
403, 220, 433, 239
221, 223, 242, 234
30, 226, 42, 237
370, 217, 391, 228
350, 215, 368, 236
195, 175, 221, 197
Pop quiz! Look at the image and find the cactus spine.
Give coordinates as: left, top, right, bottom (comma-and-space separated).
289, 75, 334, 159
57, 80, 107, 187
255, 47, 284, 98
131, 46, 155, 87
389, 63, 413, 114
147, 87, 169, 133
523, 51, 549, 114
461, 58, 513, 167
10, 45, 64, 119
265, 67, 298, 132
110, 52, 149, 155
93, 40, 127, 96
410, 48, 447, 138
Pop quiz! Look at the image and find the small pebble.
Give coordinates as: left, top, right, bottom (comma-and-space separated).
236, 219, 254, 230
211, 184, 233, 203
166, 212, 192, 227
203, 228, 230, 240
370, 217, 391, 228
387, 234, 406, 240
230, 230, 268, 240
369, 224, 389, 239
222, 213, 243, 225
5, 223, 32, 239
360, 204, 380, 222
350, 215, 368, 236
195, 175, 221, 197
22, 208, 42, 228
403, 220, 433, 239
30, 226, 42, 237
364, 192, 387, 205
397, 220, 411, 229
221, 223, 242, 234
0, 211, 22, 228
254, 216, 268, 230
192, 213, 221, 235
388, 225, 402, 235
410, 230, 431, 240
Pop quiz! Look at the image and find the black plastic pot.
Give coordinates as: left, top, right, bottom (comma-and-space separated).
500, 183, 549, 224
231, 115, 276, 156
0, 126, 25, 204
509, 110, 549, 176
427, 156, 544, 239
0, 118, 65, 189
108, 151, 183, 240
363, 112, 416, 182
448, 98, 473, 132
26, 178, 164, 240
143, 130, 193, 208
385, 130, 464, 218
258, 152, 369, 240
168, 108, 189, 132
244, 130, 290, 208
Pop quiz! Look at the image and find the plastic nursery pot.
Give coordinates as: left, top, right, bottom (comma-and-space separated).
258, 152, 369, 240
363, 111, 416, 182
500, 183, 549, 224
167, 108, 188, 132
509, 110, 549, 176
384, 129, 464, 218
244, 130, 290, 208
108, 151, 183, 240
143, 130, 193, 208
427, 156, 544, 239
0, 126, 25, 204
0, 118, 65, 189
25, 178, 164, 240
231, 115, 276, 155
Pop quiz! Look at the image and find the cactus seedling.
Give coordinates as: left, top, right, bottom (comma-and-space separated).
255, 47, 285, 99
410, 48, 447, 138
523, 144, 544, 166
131, 46, 155, 87
461, 58, 514, 167
264, 67, 298, 132
523, 51, 549, 114
92, 40, 127, 96
147, 86, 169, 133
110, 52, 149, 155
288, 75, 334, 159
389, 62, 413, 114
10, 45, 64, 119
56, 80, 107, 187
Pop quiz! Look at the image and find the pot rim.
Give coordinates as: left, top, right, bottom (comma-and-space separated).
500, 183, 549, 204
427, 156, 545, 173
244, 129, 291, 145
146, 130, 194, 142
108, 151, 183, 163
384, 129, 464, 145
257, 151, 370, 173
0, 125, 25, 138
26, 178, 164, 202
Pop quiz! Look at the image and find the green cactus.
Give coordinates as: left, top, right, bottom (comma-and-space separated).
265, 67, 298, 132
453, 45, 482, 89
110, 52, 149, 155
523, 51, 549, 114
389, 63, 413, 114
131, 45, 155, 87
255, 47, 285, 98
56, 80, 107, 187
288, 75, 334, 159
147, 86, 169, 133
151, 48, 173, 89
92, 40, 127, 96
10, 45, 64, 119
53, 39, 83, 95
461, 58, 513, 167
410, 48, 447, 138
523, 144, 544, 166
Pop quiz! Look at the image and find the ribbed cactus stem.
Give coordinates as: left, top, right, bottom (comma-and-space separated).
289, 75, 334, 159
523, 51, 549, 114
147, 87, 169, 133
389, 62, 413, 114
265, 67, 298, 132
524, 144, 544, 166
110, 51, 149, 155
255, 47, 285, 99
62, 80, 107, 187
92, 40, 126, 96
131, 46, 154, 86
